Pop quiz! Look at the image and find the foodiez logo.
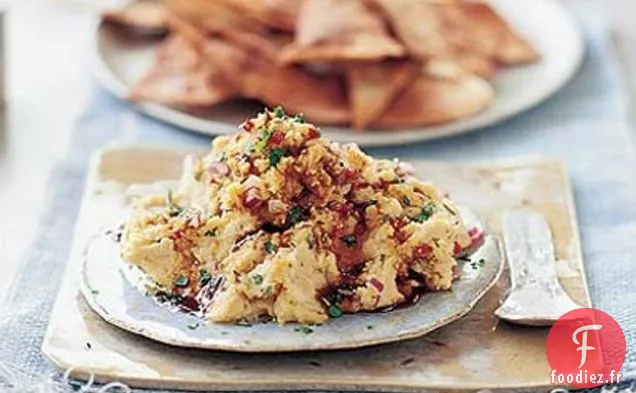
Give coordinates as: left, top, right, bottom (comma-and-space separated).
546, 308, 626, 388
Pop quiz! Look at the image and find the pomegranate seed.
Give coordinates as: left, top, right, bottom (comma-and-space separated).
307, 127, 320, 140
453, 241, 463, 255
415, 244, 433, 258
270, 130, 284, 145
241, 120, 254, 133
243, 189, 262, 209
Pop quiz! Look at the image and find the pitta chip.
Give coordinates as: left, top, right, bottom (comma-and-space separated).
103, 2, 168, 31
446, 2, 539, 65
130, 36, 237, 106
346, 61, 419, 130
280, 0, 405, 64
370, 0, 452, 59
186, 28, 349, 125
215, 0, 301, 32
165, 0, 268, 36
372, 61, 494, 129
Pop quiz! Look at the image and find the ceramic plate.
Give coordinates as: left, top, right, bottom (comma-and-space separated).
80, 224, 503, 353
90, 0, 583, 147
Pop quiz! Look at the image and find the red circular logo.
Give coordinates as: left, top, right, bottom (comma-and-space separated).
546, 308, 626, 388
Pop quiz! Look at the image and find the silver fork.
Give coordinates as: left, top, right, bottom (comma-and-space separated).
495, 208, 581, 326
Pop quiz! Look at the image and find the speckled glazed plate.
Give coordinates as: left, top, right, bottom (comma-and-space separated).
80, 225, 503, 353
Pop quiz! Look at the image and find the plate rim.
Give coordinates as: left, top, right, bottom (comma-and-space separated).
88, 0, 585, 147
79, 232, 504, 353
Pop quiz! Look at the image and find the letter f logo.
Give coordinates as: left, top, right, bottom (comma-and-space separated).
572, 324, 602, 368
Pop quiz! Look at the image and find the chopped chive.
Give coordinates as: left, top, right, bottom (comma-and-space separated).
340, 234, 357, 247
328, 305, 343, 318
293, 113, 305, 123
273, 106, 286, 118
264, 240, 277, 254
167, 189, 174, 205
294, 326, 314, 335
411, 204, 436, 223
252, 129, 272, 153
367, 325, 374, 330
252, 274, 264, 285
268, 148, 287, 168
187, 322, 199, 330
287, 207, 306, 225
91, 289, 100, 295
367, 199, 378, 207
174, 276, 189, 288
402, 196, 411, 206
199, 269, 212, 286
204, 229, 217, 237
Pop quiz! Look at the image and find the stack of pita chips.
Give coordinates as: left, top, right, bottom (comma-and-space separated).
103, 0, 539, 131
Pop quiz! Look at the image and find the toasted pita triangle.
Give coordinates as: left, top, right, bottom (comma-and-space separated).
372, 61, 494, 129
443, 2, 539, 65
189, 28, 349, 125
165, 0, 268, 36
280, 0, 405, 64
103, 2, 168, 31
370, 0, 452, 60
346, 61, 419, 130
130, 36, 237, 106
215, 0, 301, 32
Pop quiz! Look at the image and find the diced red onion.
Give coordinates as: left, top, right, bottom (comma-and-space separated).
415, 244, 433, 258
369, 277, 385, 292
206, 162, 229, 181
244, 189, 262, 209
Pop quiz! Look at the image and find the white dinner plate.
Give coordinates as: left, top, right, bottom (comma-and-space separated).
90, 0, 583, 146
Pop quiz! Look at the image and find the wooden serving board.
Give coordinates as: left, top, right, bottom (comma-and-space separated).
42, 146, 590, 392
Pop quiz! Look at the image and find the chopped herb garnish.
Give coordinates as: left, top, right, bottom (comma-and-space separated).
268, 147, 287, 168
264, 240, 277, 254
252, 129, 272, 153
199, 269, 212, 286
478, 258, 486, 267
204, 229, 217, 237
293, 113, 305, 123
402, 196, 411, 206
367, 325, 374, 330
91, 289, 100, 295
263, 285, 273, 297
287, 207, 306, 225
367, 199, 378, 207
340, 234, 357, 247
294, 326, 314, 335
187, 322, 199, 330
411, 205, 436, 223
167, 189, 174, 205
252, 274, 264, 285
174, 276, 189, 288
328, 304, 344, 318
168, 206, 184, 217
273, 106, 286, 118
326, 292, 344, 305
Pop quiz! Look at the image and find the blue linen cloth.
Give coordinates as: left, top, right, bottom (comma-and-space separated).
1, 0, 636, 391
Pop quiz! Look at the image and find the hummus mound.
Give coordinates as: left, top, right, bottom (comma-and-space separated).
122, 108, 474, 325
